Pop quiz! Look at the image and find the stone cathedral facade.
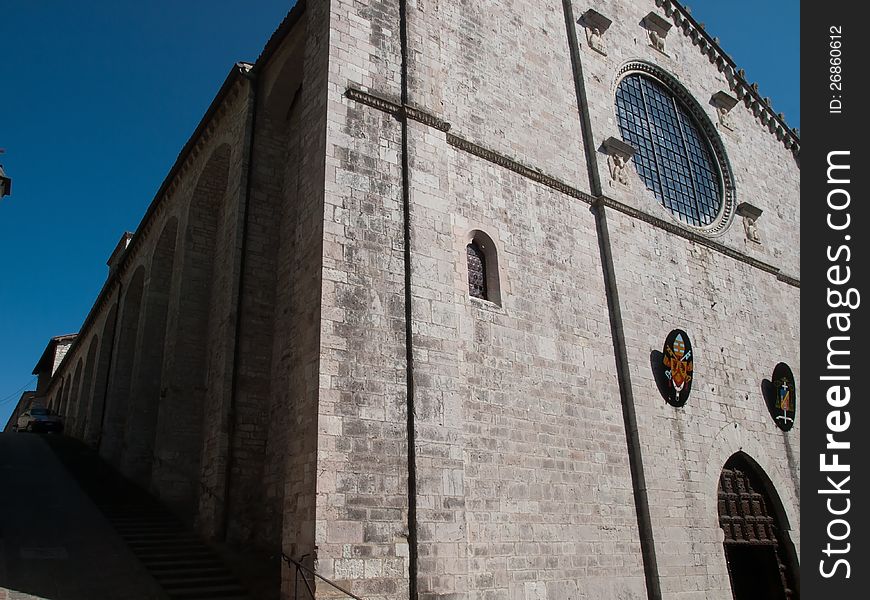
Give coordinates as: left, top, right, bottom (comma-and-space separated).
17, 0, 800, 598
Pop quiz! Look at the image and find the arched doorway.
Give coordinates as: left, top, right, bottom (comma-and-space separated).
718, 453, 799, 599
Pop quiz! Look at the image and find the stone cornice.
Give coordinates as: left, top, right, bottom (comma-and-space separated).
659, 0, 799, 156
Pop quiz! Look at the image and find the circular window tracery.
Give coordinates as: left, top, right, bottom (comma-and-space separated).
614, 65, 734, 233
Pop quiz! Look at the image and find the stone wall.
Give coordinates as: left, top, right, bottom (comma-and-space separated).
320, 0, 799, 598
315, 2, 410, 597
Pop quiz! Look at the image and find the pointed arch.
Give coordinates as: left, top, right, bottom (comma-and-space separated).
123, 218, 179, 487
68, 359, 84, 433
53, 379, 66, 414
84, 303, 118, 447
152, 144, 230, 517
718, 452, 799, 599
75, 336, 100, 438
101, 266, 146, 465
60, 374, 73, 419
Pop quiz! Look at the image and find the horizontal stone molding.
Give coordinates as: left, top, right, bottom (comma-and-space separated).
777, 273, 801, 288
445, 133, 595, 204
343, 86, 800, 290
657, 0, 799, 156
344, 87, 451, 132
594, 196, 799, 288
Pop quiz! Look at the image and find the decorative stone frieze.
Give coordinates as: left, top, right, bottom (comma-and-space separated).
655, 0, 800, 156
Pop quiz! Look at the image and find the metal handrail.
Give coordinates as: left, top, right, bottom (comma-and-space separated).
282, 554, 364, 600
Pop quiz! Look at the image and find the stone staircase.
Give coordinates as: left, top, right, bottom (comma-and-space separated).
44, 436, 251, 600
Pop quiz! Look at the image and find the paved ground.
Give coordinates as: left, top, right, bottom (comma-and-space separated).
0, 432, 167, 600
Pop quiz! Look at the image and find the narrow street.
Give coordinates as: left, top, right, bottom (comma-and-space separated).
0, 432, 167, 600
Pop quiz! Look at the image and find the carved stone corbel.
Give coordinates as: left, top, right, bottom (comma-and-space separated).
736, 202, 763, 244
602, 137, 635, 188
643, 12, 672, 54
711, 90, 739, 131
580, 9, 612, 55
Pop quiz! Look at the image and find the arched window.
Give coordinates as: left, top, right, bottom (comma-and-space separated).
615, 70, 730, 230
466, 241, 487, 300
465, 230, 501, 306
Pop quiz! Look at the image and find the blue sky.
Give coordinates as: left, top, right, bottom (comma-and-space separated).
0, 0, 798, 426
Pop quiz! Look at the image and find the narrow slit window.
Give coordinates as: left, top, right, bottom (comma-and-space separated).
467, 242, 487, 300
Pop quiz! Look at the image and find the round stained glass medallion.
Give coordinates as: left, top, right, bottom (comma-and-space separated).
615, 71, 728, 230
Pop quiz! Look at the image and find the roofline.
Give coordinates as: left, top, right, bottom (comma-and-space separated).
665, 0, 799, 153
32, 334, 78, 375
251, 0, 307, 75
107, 231, 134, 266
241, 0, 799, 153
40, 2, 313, 392
44, 62, 253, 390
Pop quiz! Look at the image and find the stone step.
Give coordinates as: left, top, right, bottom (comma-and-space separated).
132, 550, 216, 563
157, 575, 238, 589
151, 567, 228, 580
44, 436, 253, 600
124, 535, 202, 545
109, 519, 180, 529
143, 558, 225, 570
165, 584, 248, 599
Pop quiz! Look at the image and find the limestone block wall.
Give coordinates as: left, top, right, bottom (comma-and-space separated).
46, 307, 117, 441
220, 92, 281, 548
32, 7, 333, 594
39, 65, 254, 535
271, 2, 332, 576
174, 86, 253, 534
405, 122, 646, 600
314, 1, 410, 598
82, 303, 118, 446
29, 2, 801, 599
155, 141, 235, 522
321, 0, 800, 598
406, 0, 591, 194
604, 207, 800, 597
220, 0, 334, 577
573, 0, 801, 596
318, 0, 645, 597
